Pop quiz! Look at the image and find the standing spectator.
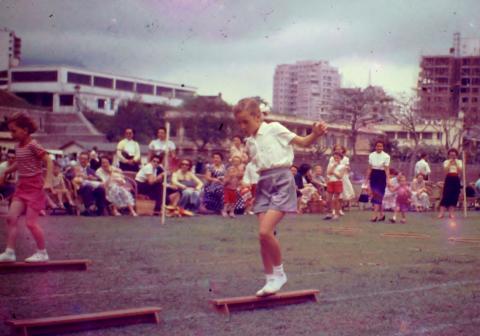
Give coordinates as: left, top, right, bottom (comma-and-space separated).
242, 161, 259, 215
202, 152, 226, 213
438, 148, 462, 219
411, 173, 430, 212
135, 155, 165, 213
329, 145, 355, 215
366, 140, 391, 222
414, 153, 431, 180
229, 135, 248, 163
324, 152, 346, 220
0, 149, 17, 200
96, 156, 137, 217
171, 159, 203, 211
222, 166, 240, 218
75, 152, 107, 216
149, 127, 176, 157
116, 128, 141, 172
390, 174, 412, 223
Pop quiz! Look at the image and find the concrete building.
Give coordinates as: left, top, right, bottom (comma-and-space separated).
0, 28, 21, 73
4, 65, 196, 115
417, 34, 480, 123
273, 60, 341, 120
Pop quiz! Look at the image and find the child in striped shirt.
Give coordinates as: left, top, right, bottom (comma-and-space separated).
0, 113, 53, 263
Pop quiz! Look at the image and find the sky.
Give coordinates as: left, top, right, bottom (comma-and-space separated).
1, 0, 479, 104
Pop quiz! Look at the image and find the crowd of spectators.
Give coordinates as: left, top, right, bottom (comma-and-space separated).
0, 132, 479, 218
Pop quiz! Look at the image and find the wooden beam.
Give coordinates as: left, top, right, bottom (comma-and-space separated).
210, 289, 319, 315
381, 232, 430, 239
448, 237, 480, 244
0, 259, 92, 273
5, 307, 161, 336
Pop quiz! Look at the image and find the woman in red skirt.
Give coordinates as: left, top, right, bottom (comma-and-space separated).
0, 112, 53, 263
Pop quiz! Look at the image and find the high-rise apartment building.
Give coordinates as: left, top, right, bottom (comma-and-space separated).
418, 35, 480, 123
273, 60, 341, 120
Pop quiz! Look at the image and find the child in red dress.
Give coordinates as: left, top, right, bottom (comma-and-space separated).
0, 113, 53, 263
222, 166, 240, 218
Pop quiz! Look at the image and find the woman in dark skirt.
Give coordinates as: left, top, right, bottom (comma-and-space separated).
366, 140, 391, 222
438, 148, 462, 219
202, 152, 226, 213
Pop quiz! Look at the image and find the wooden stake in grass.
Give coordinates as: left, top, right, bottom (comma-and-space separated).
161, 122, 170, 225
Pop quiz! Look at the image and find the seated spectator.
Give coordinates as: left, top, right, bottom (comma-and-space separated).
73, 152, 107, 216
47, 161, 74, 209
135, 155, 164, 213
202, 152, 226, 213
89, 146, 101, 171
116, 128, 141, 172
172, 159, 203, 211
411, 173, 430, 212
290, 165, 298, 176
0, 149, 17, 200
295, 163, 319, 213
311, 164, 327, 194
96, 156, 137, 217
149, 127, 176, 157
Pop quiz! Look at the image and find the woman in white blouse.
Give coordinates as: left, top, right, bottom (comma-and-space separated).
366, 140, 390, 222
438, 148, 462, 219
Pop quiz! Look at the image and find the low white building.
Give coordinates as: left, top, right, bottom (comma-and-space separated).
4, 65, 197, 115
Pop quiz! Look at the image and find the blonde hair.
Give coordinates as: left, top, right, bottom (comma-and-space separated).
232, 98, 262, 118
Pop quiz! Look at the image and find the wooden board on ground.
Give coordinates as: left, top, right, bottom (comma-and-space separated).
381, 232, 430, 239
0, 259, 92, 273
322, 227, 361, 235
448, 237, 480, 244
210, 289, 319, 315
5, 307, 161, 336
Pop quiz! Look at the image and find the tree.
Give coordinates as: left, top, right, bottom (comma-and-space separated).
331, 86, 393, 161
181, 96, 235, 150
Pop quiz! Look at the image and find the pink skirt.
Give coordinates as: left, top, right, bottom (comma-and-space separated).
12, 174, 46, 212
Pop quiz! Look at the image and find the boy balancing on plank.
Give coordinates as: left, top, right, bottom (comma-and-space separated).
233, 98, 327, 296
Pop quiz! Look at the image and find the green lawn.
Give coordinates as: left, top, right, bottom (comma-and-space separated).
1, 211, 480, 335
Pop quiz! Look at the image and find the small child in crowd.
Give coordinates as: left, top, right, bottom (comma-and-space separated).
48, 161, 74, 209
241, 161, 259, 215
324, 152, 346, 220
358, 182, 370, 211
391, 174, 411, 223
222, 166, 240, 218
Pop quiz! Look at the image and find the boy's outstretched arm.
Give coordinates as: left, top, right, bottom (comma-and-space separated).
290, 121, 327, 147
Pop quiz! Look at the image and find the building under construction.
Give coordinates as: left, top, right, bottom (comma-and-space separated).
418, 33, 480, 123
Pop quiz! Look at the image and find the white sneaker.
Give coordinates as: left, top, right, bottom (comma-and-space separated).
256, 274, 274, 297
262, 273, 287, 295
339, 210, 345, 216
25, 251, 49, 263
0, 250, 16, 263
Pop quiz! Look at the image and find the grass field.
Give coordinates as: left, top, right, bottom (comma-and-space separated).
1, 211, 480, 335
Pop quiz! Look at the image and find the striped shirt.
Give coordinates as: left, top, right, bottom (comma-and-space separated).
15, 139, 46, 177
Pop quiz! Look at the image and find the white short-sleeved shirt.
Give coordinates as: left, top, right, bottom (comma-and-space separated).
414, 159, 431, 176
148, 139, 176, 155
327, 162, 345, 182
135, 163, 157, 183
443, 159, 463, 174
242, 162, 260, 185
245, 122, 296, 172
368, 151, 390, 170
328, 156, 350, 167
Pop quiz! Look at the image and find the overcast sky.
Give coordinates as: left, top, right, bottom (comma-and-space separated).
1, 0, 479, 104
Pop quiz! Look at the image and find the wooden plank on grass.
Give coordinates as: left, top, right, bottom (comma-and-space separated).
210, 289, 319, 314
448, 237, 480, 244
5, 307, 161, 336
0, 259, 92, 273
381, 232, 430, 239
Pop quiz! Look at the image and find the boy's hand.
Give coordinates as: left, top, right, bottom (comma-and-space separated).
313, 121, 327, 136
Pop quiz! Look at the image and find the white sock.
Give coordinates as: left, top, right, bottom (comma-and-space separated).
273, 264, 285, 277
5, 248, 15, 255
37, 249, 47, 254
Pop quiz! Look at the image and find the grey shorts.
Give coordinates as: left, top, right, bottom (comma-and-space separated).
253, 167, 298, 214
